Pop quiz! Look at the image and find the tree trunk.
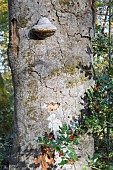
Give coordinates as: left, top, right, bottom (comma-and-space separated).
8, 0, 94, 169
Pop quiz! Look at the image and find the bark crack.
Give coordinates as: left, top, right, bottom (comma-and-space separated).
54, 35, 63, 59
11, 18, 20, 56
30, 70, 43, 86
45, 85, 57, 93
50, 0, 62, 25
61, 96, 65, 121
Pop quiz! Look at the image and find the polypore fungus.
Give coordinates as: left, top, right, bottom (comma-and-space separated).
31, 17, 57, 39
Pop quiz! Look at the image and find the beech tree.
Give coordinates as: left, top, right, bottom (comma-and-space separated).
8, 0, 95, 169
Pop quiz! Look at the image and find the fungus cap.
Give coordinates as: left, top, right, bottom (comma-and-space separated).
32, 17, 57, 39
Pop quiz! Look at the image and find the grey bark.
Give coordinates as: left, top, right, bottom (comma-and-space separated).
8, 0, 94, 169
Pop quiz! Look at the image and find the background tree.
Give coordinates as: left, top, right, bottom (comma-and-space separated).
8, 0, 95, 169
0, 0, 14, 168
82, 0, 113, 169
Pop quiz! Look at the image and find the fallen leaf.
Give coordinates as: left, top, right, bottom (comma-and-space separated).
45, 102, 60, 111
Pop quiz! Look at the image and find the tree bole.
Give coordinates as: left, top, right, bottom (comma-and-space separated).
8, 0, 94, 169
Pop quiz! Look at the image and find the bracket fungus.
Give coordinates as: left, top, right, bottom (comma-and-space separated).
31, 17, 57, 39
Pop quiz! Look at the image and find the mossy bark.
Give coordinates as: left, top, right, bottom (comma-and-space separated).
8, 0, 94, 169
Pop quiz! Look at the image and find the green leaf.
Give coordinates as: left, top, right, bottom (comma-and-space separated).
68, 146, 75, 152
93, 154, 98, 163
59, 130, 64, 134
63, 124, 68, 131
68, 153, 78, 161
73, 139, 79, 145
51, 142, 58, 148
59, 160, 68, 165
55, 147, 60, 152
82, 168, 87, 170
37, 137, 42, 143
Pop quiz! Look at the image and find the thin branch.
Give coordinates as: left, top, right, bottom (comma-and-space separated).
101, 6, 109, 34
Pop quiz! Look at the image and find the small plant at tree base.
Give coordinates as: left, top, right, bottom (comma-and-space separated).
35, 123, 80, 169
88, 153, 113, 170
